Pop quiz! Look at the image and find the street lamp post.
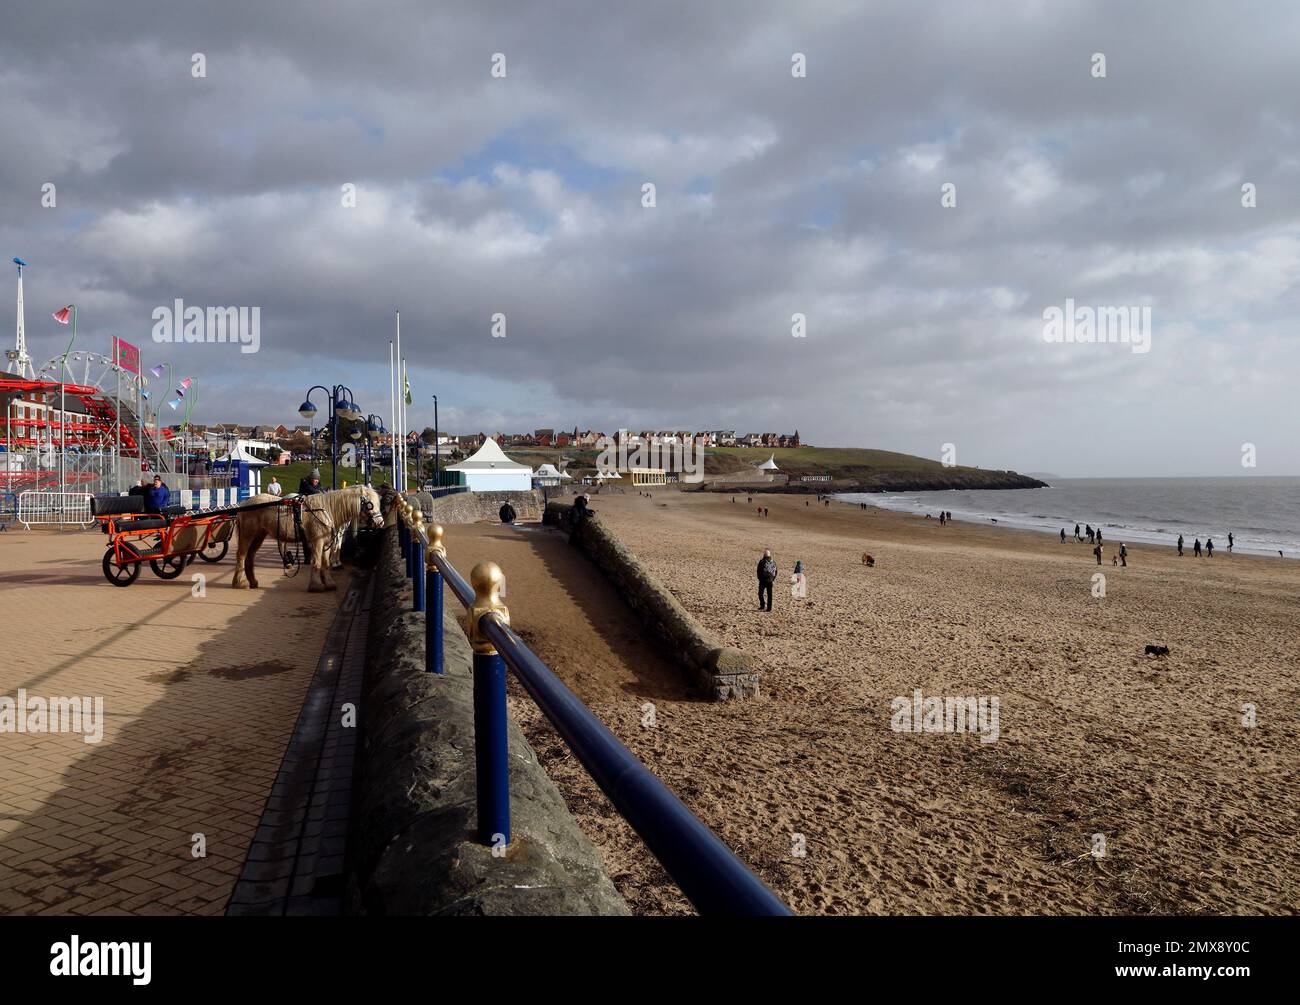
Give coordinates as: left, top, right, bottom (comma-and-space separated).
430, 394, 439, 489
299, 384, 361, 490
360, 414, 386, 486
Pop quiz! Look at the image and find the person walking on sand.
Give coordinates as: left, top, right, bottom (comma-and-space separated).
764, 507, 770, 518
1096, 528, 1102, 546
1228, 532, 1234, 553
1177, 534, 1184, 556
940, 512, 946, 526
756, 549, 777, 612
1119, 542, 1127, 567
1194, 537, 1202, 557
1206, 537, 1214, 558
1060, 528, 1067, 543
1075, 523, 1081, 541
1093, 541, 1103, 565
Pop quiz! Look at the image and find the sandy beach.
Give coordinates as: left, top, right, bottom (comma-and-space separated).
445, 491, 1300, 916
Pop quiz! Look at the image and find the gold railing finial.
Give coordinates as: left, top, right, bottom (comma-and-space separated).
425, 523, 446, 564
468, 560, 510, 654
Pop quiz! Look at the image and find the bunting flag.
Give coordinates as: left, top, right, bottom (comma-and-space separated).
52, 305, 72, 325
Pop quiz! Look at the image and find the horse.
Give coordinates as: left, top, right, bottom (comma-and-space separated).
231, 484, 385, 591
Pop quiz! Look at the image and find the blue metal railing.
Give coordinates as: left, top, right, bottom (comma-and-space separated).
393, 498, 791, 916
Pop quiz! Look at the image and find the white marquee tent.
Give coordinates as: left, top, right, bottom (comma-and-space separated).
446, 437, 534, 492
532, 463, 572, 486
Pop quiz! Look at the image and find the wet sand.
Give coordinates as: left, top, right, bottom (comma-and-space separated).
446, 492, 1300, 915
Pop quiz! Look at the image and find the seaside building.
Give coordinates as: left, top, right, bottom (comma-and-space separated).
628, 467, 667, 486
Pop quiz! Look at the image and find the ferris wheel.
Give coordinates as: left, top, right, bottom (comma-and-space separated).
37, 350, 147, 396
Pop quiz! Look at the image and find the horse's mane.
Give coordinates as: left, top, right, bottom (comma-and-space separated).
305, 485, 379, 528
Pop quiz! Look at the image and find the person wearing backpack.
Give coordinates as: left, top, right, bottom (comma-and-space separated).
756, 549, 777, 612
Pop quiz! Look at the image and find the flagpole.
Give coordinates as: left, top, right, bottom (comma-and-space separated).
394, 312, 402, 490
388, 339, 396, 489
400, 356, 405, 488
58, 305, 77, 510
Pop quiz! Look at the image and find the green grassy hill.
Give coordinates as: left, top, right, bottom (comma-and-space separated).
494, 444, 1045, 492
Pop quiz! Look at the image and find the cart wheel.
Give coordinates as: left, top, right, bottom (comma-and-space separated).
103, 550, 141, 587
198, 540, 228, 563
150, 554, 187, 579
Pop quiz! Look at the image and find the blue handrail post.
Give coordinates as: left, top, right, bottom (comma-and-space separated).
427, 565, 444, 673
412, 538, 425, 611
472, 650, 510, 846
468, 561, 511, 847
424, 522, 447, 674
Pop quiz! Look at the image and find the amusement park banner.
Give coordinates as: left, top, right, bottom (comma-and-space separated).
112, 335, 140, 375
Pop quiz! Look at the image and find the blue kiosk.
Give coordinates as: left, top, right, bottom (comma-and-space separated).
211, 444, 269, 501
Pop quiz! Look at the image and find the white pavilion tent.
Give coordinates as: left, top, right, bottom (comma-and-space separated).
445, 437, 534, 492
532, 463, 572, 487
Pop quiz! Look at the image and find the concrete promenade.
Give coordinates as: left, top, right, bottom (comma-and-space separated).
0, 528, 349, 915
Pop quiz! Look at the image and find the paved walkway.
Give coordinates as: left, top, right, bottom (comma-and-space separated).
0, 528, 349, 915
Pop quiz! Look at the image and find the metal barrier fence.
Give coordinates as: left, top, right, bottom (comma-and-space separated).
17, 490, 95, 529
392, 496, 791, 916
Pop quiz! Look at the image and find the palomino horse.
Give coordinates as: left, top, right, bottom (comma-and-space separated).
231, 485, 384, 591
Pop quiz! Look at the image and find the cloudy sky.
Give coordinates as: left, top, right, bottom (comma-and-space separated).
3, 0, 1298, 477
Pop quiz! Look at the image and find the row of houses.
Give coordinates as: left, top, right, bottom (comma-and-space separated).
450, 428, 805, 450
168, 423, 805, 455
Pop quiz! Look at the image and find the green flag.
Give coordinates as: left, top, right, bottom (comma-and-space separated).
404, 372, 412, 406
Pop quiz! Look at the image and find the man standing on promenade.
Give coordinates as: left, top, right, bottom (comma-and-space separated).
499, 500, 517, 524
267, 475, 282, 496
757, 549, 777, 612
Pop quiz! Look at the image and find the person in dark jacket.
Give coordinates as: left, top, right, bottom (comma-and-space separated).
756, 549, 777, 612
128, 479, 146, 501
499, 501, 517, 524
143, 475, 169, 513
298, 468, 324, 495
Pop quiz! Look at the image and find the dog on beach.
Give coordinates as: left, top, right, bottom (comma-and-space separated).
861, 552, 875, 567
1144, 644, 1170, 657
